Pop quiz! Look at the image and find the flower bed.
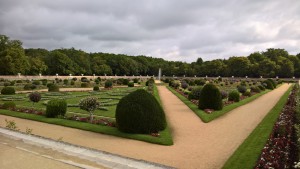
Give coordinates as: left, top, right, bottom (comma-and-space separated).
255, 85, 298, 169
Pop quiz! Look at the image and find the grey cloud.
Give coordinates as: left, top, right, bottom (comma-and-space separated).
0, 0, 299, 62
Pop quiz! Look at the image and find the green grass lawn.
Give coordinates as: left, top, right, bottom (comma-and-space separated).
0, 85, 173, 145
222, 84, 293, 169
167, 86, 271, 122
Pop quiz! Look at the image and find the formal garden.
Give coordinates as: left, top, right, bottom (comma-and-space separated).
0, 77, 173, 145
164, 77, 283, 122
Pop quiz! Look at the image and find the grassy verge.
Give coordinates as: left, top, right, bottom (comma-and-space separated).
167, 86, 271, 122
222, 85, 293, 169
0, 86, 173, 146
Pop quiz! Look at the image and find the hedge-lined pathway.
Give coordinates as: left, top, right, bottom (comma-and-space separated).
0, 84, 290, 169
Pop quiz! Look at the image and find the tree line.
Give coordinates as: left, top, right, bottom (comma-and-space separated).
0, 34, 299, 78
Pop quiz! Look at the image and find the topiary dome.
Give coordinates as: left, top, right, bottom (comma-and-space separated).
115, 89, 166, 134
198, 83, 223, 110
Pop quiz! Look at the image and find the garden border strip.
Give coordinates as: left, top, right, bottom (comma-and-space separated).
167, 86, 271, 122
222, 84, 293, 169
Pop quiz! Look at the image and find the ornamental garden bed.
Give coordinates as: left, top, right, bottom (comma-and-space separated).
0, 84, 173, 145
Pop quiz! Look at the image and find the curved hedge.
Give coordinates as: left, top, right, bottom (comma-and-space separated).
1, 87, 16, 95
115, 89, 166, 134
198, 83, 223, 110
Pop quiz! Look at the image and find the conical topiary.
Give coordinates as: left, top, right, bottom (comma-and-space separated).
198, 83, 223, 110
116, 89, 166, 134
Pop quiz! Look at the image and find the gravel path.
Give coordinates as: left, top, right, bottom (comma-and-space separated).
0, 84, 291, 168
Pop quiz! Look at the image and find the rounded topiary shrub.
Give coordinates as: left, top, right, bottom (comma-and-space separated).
267, 79, 276, 88
250, 86, 261, 93
198, 84, 223, 110
181, 81, 189, 89
116, 89, 166, 134
1, 87, 16, 95
258, 85, 266, 91
45, 99, 67, 118
188, 86, 203, 100
93, 86, 100, 91
70, 80, 75, 85
29, 92, 41, 104
48, 84, 59, 92
2, 101, 16, 109
133, 78, 139, 83
263, 80, 274, 90
128, 82, 134, 87
81, 82, 90, 88
228, 90, 240, 102
237, 85, 247, 93
32, 81, 40, 85
243, 90, 251, 97
105, 80, 113, 88
122, 79, 129, 85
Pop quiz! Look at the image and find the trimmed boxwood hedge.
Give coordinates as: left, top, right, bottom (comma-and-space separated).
45, 99, 67, 117
115, 89, 166, 134
229, 90, 240, 102
198, 83, 223, 110
1, 87, 16, 95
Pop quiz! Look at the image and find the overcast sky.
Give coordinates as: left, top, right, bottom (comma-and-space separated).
0, 0, 299, 62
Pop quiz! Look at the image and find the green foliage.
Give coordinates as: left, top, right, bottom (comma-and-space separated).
2, 101, 16, 109
105, 80, 113, 88
198, 83, 223, 110
243, 90, 251, 97
23, 84, 36, 90
63, 79, 69, 85
45, 99, 67, 118
79, 96, 100, 122
128, 82, 134, 87
258, 85, 266, 91
133, 78, 139, 83
4, 82, 10, 87
48, 84, 59, 92
228, 90, 240, 102
93, 86, 100, 91
32, 80, 40, 85
262, 80, 274, 90
81, 82, 90, 88
116, 89, 166, 134
70, 80, 75, 85
267, 78, 276, 88
29, 92, 41, 103
188, 86, 203, 100
1, 87, 16, 95
122, 79, 129, 85
250, 86, 261, 93
237, 85, 247, 93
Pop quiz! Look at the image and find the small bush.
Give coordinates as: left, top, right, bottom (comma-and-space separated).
29, 92, 41, 103
16, 80, 22, 83
258, 85, 266, 91
45, 99, 67, 118
181, 81, 189, 89
237, 85, 247, 93
198, 84, 223, 110
250, 86, 261, 93
81, 77, 89, 82
81, 82, 90, 88
2, 101, 16, 109
105, 80, 113, 88
63, 79, 69, 85
195, 79, 206, 86
262, 80, 274, 90
267, 78, 276, 88
128, 82, 134, 87
116, 89, 166, 134
72, 77, 77, 81
93, 86, 100, 91
32, 81, 40, 85
146, 78, 155, 86
70, 80, 75, 85
41, 79, 47, 85
221, 91, 228, 99
133, 78, 139, 83
1, 87, 16, 95
243, 90, 251, 97
228, 90, 240, 102
48, 84, 59, 92
94, 79, 100, 84
24, 84, 36, 90
188, 86, 203, 100
122, 79, 129, 85
79, 97, 99, 122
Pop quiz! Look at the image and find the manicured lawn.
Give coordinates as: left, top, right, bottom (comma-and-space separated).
0, 85, 173, 145
222, 85, 293, 169
167, 86, 270, 122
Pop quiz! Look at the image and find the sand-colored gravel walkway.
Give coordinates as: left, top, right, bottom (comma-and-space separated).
0, 84, 291, 169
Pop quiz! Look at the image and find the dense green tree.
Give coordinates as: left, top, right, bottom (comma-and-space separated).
0, 35, 29, 74
257, 59, 278, 77
226, 57, 251, 77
